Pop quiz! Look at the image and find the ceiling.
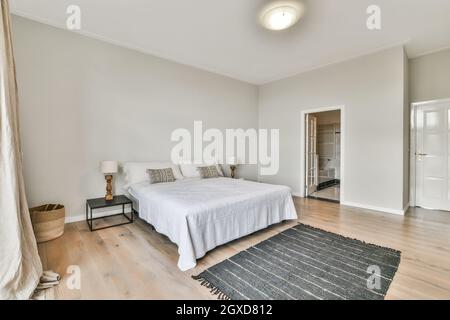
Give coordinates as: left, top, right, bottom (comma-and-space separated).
10, 0, 450, 84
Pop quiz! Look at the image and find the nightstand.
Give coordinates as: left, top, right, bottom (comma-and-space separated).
86, 195, 134, 231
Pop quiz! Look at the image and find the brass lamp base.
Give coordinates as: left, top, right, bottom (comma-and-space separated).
105, 174, 113, 200
230, 165, 237, 179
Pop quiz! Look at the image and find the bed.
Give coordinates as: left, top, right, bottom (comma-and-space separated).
123, 163, 298, 271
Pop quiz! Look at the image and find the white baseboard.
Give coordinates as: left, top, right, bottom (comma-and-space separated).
340, 201, 406, 216
403, 202, 410, 214
291, 191, 303, 198
65, 215, 85, 224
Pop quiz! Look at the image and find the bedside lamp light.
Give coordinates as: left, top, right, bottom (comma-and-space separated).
101, 161, 118, 201
228, 156, 238, 179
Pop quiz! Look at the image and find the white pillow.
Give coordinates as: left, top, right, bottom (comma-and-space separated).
122, 162, 183, 187
180, 163, 224, 178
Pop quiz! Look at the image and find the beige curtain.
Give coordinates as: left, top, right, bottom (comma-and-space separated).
0, 0, 43, 299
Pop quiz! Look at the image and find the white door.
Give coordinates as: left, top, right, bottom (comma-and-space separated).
415, 101, 450, 211
305, 115, 318, 196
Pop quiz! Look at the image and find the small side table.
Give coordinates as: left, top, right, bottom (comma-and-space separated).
86, 195, 134, 231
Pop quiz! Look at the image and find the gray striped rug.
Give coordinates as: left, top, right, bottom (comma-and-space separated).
193, 224, 401, 300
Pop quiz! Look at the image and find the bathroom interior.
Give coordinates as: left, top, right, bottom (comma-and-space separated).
309, 110, 341, 202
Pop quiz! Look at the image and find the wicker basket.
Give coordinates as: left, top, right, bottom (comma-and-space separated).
30, 204, 65, 243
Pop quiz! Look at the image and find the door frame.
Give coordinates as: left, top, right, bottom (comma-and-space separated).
300, 105, 345, 202
305, 114, 319, 196
410, 98, 450, 208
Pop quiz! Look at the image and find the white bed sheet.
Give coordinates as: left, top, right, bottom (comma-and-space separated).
128, 177, 298, 271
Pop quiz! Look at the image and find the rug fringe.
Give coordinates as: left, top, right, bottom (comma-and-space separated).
192, 275, 230, 300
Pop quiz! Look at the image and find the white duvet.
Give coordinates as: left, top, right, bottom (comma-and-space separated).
128, 177, 298, 271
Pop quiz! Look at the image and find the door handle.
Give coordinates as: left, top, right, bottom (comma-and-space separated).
416, 153, 428, 156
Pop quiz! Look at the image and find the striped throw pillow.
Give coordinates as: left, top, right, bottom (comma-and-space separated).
146, 168, 176, 184
197, 166, 220, 179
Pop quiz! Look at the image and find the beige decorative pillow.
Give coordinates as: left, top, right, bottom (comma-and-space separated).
197, 166, 220, 179
147, 168, 176, 184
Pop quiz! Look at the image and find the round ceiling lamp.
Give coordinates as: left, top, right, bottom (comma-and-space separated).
259, 1, 305, 31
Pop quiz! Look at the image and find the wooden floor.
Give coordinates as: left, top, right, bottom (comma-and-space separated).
37, 198, 450, 300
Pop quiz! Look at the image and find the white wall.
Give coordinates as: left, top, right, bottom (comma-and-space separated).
259, 46, 408, 213
410, 48, 450, 103
12, 16, 258, 220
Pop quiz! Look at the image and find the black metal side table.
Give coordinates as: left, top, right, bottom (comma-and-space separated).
86, 195, 134, 231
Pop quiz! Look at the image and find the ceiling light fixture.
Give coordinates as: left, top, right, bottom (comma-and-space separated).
259, 1, 305, 31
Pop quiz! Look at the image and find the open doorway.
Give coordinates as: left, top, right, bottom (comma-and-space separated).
304, 109, 341, 202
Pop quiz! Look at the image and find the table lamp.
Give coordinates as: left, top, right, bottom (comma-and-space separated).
101, 161, 118, 200
228, 156, 238, 179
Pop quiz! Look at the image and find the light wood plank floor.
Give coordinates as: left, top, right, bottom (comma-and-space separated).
37, 198, 450, 300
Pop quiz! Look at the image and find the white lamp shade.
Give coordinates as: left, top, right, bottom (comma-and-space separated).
101, 161, 118, 174
228, 156, 238, 165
